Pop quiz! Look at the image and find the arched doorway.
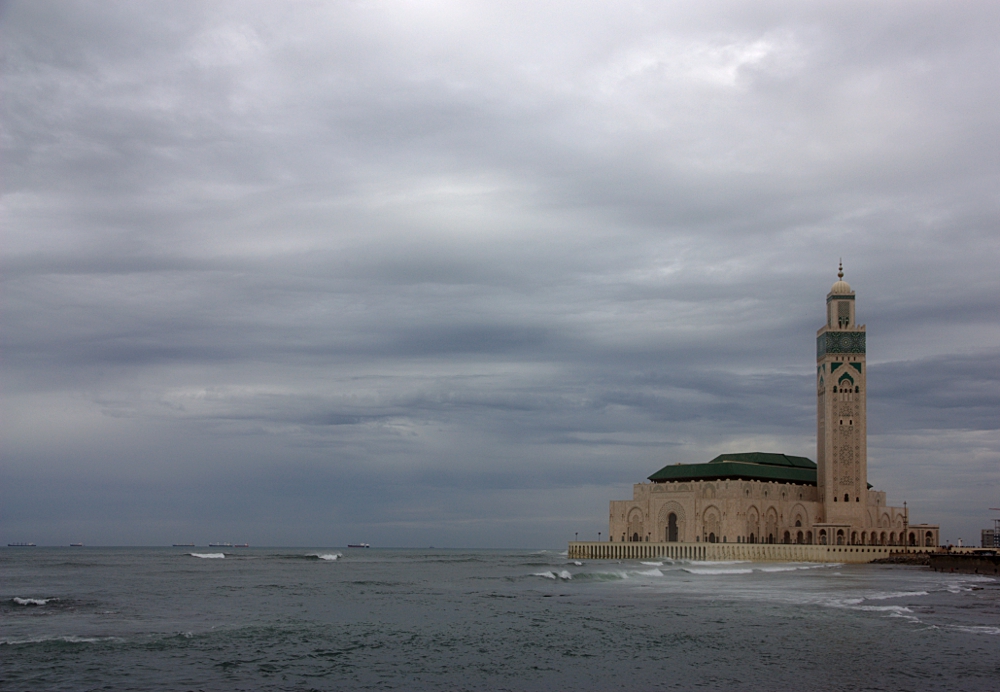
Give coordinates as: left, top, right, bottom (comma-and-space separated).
819, 530, 827, 545
708, 532, 716, 543
667, 513, 678, 542
783, 531, 790, 544
796, 530, 804, 544
836, 529, 845, 545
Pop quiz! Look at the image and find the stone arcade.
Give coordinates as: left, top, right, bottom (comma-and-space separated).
570, 267, 939, 563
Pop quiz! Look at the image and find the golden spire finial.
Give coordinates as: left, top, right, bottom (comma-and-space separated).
837, 259, 843, 280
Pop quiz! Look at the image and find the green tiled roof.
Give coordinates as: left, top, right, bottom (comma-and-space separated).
648, 451, 818, 485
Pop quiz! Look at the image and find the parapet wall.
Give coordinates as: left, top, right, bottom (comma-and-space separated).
568, 541, 941, 564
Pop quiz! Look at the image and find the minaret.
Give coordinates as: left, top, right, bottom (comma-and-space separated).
816, 263, 867, 526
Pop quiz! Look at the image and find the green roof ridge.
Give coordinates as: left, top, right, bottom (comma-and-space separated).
647, 452, 817, 485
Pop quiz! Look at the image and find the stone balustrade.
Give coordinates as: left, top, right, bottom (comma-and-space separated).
567, 541, 942, 563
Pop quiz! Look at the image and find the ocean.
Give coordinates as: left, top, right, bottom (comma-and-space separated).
1, 547, 997, 691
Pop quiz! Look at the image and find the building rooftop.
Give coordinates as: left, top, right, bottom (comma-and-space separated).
648, 452, 818, 485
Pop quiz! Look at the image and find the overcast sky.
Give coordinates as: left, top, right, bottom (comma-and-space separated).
2, 1, 998, 547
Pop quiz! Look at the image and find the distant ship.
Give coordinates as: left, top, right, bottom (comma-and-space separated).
233, 543, 249, 548
208, 543, 233, 548
347, 543, 370, 548
172, 543, 196, 547
70, 543, 84, 547
7, 542, 36, 547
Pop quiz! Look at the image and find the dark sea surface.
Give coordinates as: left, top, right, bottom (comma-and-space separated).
1, 547, 998, 691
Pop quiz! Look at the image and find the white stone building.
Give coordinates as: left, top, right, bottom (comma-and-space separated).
608, 267, 939, 549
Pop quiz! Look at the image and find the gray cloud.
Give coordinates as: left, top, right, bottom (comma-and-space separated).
2, 1, 998, 546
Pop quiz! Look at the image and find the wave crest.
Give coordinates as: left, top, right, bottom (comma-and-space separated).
12, 597, 57, 606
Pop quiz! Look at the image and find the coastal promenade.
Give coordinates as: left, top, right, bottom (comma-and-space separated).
568, 540, 955, 564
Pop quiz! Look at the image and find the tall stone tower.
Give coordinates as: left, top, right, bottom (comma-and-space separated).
816, 263, 867, 526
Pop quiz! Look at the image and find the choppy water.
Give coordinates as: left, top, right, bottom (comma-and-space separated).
2, 547, 997, 691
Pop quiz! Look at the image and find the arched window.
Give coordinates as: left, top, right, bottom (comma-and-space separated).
836, 529, 845, 545
819, 530, 827, 545
796, 530, 804, 544
795, 519, 802, 527
925, 531, 934, 546
844, 493, 850, 502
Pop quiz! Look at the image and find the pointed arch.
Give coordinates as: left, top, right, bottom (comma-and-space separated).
657, 502, 686, 542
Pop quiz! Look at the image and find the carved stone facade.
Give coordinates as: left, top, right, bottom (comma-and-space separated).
608, 268, 939, 549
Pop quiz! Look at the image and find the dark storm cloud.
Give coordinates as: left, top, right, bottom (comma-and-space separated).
2, 1, 998, 546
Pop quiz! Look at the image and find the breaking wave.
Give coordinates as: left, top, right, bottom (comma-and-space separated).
189, 553, 225, 559
12, 597, 58, 606
533, 570, 573, 580
1, 635, 125, 647
309, 553, 342, 561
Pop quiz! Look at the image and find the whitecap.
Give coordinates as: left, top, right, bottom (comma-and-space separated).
189, 553, 225, 559
641, 561, 663, 567
1, 635, 124, 646
857, 605, 913, 613
558, 570, 572, 580
311, 553, 341, 561
864, 590, 929, 600
533, 571, 557, 579
12, 597, 56, 606
950, 625, 1000, 635
637, 568, 663, 577
572, 561, 583, 566
682, 567, 754, 575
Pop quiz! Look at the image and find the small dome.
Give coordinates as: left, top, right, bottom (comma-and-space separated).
830, 261, 852, 294
830, 279, 852, 294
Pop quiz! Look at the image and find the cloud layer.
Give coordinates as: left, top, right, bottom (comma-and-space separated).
2, 1, 998, 546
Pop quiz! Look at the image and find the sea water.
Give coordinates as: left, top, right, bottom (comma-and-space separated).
1, 548, 997, 691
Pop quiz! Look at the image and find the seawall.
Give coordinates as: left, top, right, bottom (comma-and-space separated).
568, 541, 942, 564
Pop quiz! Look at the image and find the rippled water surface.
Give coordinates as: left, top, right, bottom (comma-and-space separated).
2, 547, 998, 690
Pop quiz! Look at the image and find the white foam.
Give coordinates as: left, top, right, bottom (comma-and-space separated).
865, 590, 928, 600
313, 553, 341, 561
572, 561, 583, 566
757, 563, 828, 573
533, 571, 557, 579
950, 625, 1000, 635
12, 597, 56, 605
857, 605, 913, 613
1, 635, 124, 646
683, 567, 754, 575
641, 561, 663, 566
558, 570, 573, 580
189, 553, 225, 559
637, 568, 664, 576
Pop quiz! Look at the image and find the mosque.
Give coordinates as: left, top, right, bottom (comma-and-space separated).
604, 267, 939, 552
